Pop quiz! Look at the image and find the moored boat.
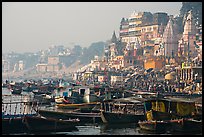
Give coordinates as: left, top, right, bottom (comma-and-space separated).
10, 88, 22, 95
2, 100, 38, 134
79, 87, 101, 103
138, 120, 170, 132
2, 115, 32, 134
170, 118, 202, 133
138, 95, 202, 133
38, 109, 102, 123
100, 97, 145, 124
24, 116, 79, 132
101, 111, 145, 124
56, 102, 100, 110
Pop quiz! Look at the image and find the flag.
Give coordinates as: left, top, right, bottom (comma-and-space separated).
182, 63, 184, 69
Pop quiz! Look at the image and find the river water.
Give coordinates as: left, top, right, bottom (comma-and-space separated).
2, 88, 200, 135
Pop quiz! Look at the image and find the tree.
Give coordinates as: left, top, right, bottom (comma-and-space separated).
72, 45, 82, 56
80, 42, 105, 64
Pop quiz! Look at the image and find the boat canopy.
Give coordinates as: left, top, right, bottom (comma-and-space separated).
104, 97, 143, 104
143, 97, 196, 117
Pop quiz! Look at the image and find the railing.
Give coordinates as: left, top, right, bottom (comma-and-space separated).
2, 100, 39, 119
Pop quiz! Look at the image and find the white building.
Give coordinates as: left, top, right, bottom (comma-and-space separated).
18, 60, 24, 71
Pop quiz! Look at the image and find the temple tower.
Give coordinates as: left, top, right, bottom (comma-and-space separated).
163, 17, 178, 60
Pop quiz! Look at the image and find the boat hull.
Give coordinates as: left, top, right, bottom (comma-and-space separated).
39, 109, 102, 123
170, 118, 202, 133
24, 116, 79, 132
100, 111, 145, 124
138, 120, 170, 132
2, 117, 29, 134
56, 102, 100, 110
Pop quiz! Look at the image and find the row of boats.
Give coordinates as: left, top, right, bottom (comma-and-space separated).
2, 80, 202, 134
39, 92, 202, 134
2, 94, 202, 134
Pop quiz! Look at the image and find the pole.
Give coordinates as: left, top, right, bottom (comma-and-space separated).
187, 32, 190, 63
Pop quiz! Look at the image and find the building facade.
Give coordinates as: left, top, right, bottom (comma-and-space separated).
144, 57, 165, 70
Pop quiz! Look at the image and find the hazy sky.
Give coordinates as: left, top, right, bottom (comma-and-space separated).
2, 2, 182, 53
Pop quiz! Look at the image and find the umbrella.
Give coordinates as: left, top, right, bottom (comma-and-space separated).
165, 73, 175, 80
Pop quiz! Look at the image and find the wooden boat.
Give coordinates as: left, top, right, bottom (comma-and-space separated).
55, 96, 79, 104
55, 96, 70, 104
79, 87, 101, 103
56, 102, 100, 110
100, 97, 145, 124
138, 95, 201, 133
2, 101, 38, 134
33, 94, 52, 104
170, 118, 202, 133
139, 118, 202, 133
101, 111, 145, 124
138, 120, 170, 132
55, 87, 83, 104
32, 89, 52, 95
24, 116, 79, 132
38, 109, 102, 123
10, 88, 22, 95
2, 115, 32, 134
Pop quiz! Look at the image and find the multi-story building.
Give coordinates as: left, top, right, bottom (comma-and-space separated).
36, 64, 47, 72
46, 56, 60, 72
119, 18, 129, 43
128, 11, 153, 45
123, 48, 138, 67
36, 56, 61, 72
48, 56, 60, 65
119, 11, 153, 46
144, 57, 165, 70
110, 55, 124, 70
141, 24, 162, 47
140, 12, 168, 48
153, 12, 169, 26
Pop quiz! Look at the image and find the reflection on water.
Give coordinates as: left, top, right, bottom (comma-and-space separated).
100, 124, 139, 135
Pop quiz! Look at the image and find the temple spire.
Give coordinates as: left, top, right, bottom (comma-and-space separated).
111, 31, 117, 43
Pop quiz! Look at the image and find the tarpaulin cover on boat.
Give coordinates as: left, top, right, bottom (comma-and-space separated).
176, 102, 195, 116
